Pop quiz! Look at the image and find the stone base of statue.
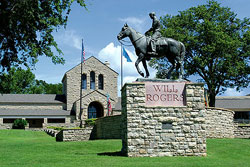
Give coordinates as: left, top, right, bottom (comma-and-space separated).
121, 79, 207, 157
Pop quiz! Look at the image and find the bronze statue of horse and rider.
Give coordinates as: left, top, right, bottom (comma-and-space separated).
117, 12, 185, 80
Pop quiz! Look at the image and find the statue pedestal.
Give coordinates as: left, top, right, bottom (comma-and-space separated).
121, 79, 207, 157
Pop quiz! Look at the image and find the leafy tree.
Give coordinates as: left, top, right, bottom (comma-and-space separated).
0, 67, 63, 94
44, 83, 63, 94
0, 0, 86, 72
149, 0, 250, 106
0, 67, 36, 93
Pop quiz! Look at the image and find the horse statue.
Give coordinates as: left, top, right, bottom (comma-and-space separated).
117, 23, 185, 79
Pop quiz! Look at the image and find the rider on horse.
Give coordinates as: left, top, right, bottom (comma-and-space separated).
145, 12, 161, 56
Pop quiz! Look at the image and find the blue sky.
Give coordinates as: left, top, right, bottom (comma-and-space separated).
33, 0, 250, 96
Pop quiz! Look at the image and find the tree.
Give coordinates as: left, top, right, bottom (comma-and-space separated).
0, 0, 86, 72
0, 67, 36, 93
0, 67, 63, 94
149, 0, 250, 107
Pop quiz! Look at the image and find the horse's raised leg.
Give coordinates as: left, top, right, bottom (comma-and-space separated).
142, 59, 149, 78
135, 54, 145, 77
176, 61, 183, 80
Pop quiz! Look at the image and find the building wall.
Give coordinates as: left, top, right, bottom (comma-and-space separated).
63, 57, 118, 119
0, 103, 63, 110
205, 107, 234, 138
74, 91, 116, 120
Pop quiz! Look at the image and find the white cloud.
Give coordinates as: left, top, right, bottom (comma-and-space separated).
221, 88, 246, 96
119, 17, 148, 33
56, 30, 82, 50
98, 42, 157, 92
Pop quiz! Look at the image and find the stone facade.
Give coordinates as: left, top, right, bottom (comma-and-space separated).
0, 104, 63, 110
205, 107, 234, 138
62, 56, 118, 120
121, 81, 207, 157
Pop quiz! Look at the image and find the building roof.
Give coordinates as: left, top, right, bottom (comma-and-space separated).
215, 96, 250, 111
0, 109, 70, 116
0, 94, 65, 104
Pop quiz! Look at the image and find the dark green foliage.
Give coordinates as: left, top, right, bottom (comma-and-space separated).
0, 0, 86, 72
0, 67, 35, 93
150, 0, 250, 106
85, 118, 97, 126
0, 67, 63, 94
12, 119, 27, 129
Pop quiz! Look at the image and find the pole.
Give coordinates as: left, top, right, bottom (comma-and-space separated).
79, 39, 83, 121
121, 44, 123, 89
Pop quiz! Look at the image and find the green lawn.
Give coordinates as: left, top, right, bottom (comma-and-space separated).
0, 130, 250, 167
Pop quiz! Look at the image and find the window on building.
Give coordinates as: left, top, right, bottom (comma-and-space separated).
88, 101, 104, 119
98, 74, 104, 90
3, 119, 16, 123
90, 71, 95, 90
48, 118, 65, 123
82, 74, 87, 89
234, 111, 250, 120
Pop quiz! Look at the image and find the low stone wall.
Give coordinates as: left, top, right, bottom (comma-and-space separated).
94, 115, 121, 139
0, 123, 12, 129
56, 127, 93, 142
234, 126, 250, 139
205, 107, 234, 138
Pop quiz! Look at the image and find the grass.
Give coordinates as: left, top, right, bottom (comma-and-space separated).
0, 130, 250, 167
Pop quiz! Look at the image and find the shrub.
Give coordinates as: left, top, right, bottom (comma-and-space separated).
12, 119, 28, 129
85, 118, 97, 126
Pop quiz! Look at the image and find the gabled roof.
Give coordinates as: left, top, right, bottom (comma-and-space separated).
0, 94, 65, 104
80, 89, 116, 102
215, 96, 250, 110
62, 56, 118, 82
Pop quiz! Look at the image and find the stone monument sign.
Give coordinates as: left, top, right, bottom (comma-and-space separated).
145, 82, 186, 107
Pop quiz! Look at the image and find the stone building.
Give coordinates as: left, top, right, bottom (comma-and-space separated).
0, 56, 118, 129
215, 96, 250, 123
62, 56, 118, 120
0, 94, 71, 129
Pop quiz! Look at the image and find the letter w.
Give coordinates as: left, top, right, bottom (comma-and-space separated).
153, 85, 162, 92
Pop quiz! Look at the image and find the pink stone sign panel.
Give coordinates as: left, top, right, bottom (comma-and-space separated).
145, 82, 186, 107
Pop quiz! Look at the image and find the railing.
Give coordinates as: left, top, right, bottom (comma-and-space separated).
234, 119, 250, 124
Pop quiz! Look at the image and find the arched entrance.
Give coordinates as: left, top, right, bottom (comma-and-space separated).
87, 101, 104, 119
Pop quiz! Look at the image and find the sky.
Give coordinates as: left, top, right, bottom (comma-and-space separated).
33, 0, 250, 96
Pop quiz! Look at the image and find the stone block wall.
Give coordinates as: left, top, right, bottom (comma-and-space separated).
56, 127, 93, 142
94, 115, 121, 139
205, 107, 234, 138
121, 82, 207, 157
0, 103, 63, 110
234, 126, 250, 138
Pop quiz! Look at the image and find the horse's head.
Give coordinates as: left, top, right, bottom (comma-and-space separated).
117, 23, 131, 40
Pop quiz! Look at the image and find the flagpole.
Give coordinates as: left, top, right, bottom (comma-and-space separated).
80, 39, 83, 121
121, 44, 123, 89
